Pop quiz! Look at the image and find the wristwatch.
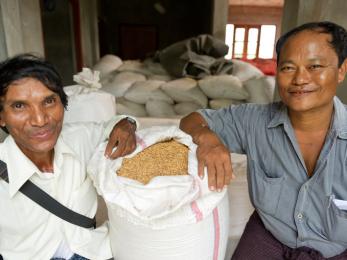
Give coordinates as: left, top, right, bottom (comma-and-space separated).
125, 117, 137, 130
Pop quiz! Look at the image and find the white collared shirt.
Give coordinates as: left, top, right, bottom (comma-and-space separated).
0, 115, 133, 260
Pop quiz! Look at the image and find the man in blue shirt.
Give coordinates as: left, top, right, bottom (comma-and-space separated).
180, 21, 347, 259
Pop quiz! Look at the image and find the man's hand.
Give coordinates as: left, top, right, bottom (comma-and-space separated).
104, 118, 136, 159
194, 126, 235, 192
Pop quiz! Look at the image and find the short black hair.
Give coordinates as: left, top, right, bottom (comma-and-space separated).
276, 21, 347, 67
0, 53, 68, 110
0, 54, 68, 134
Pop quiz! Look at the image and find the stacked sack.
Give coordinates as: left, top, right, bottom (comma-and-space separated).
93, 55, 276, 117
88, 126, 230, 260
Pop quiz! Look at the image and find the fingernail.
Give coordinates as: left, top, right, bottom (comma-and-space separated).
199, 174, 203, 179
224, 185, 228, 189
210, 186, 215, 191
217, 188, 221, 192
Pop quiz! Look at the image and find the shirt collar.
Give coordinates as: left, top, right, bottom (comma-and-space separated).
267, 102, 290, 129
5, 135, 76, 198
331, 96, 347, 139
267, 97, 347, 138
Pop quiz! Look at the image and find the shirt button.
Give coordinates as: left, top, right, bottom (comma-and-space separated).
297, 213, 303, 220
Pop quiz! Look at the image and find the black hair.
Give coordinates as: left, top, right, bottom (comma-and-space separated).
0, 53, 68, 109
276, 21, 347, 67
0, 54, 68, 133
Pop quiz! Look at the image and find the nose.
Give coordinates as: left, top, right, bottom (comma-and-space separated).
292, 66, 310, 85
30, 106, 48, 127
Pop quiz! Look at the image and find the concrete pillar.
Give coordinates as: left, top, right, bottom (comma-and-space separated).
79, 0, 100, 67
212, 0, 229, 41
0, 0, 44, 60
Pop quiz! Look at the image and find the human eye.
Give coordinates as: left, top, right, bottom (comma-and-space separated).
308, 64, 324, 70
11, 102, 25, 110
279, 65, 295, 72
44, 96, 56, 106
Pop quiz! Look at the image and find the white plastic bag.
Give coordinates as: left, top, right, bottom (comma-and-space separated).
88, 126, 229, 260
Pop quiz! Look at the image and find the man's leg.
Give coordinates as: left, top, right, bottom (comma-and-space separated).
231, 211, 285, 260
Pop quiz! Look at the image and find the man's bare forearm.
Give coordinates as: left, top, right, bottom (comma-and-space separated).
179, 112, 210, 145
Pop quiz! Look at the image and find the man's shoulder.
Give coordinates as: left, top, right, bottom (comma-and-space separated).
59, 121, 104, 155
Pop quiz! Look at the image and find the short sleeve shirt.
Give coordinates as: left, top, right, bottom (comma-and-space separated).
199, 97, 347, 258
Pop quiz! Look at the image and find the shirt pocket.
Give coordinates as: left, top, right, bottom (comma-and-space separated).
324, 195, 347, 245
249, 159, 284, 215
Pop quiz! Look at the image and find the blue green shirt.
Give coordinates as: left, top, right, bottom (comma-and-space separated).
199, 97, 347, 258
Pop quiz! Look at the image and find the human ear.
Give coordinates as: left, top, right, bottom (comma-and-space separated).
338, 58, 347, 83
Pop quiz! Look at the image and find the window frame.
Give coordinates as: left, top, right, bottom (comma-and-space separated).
227, 24, 276, 60
232, 24, 261, 60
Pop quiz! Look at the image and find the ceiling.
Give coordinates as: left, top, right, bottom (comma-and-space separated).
229, 0, 284, 7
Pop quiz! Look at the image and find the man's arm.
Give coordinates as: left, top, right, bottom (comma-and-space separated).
180, 112, 235, 192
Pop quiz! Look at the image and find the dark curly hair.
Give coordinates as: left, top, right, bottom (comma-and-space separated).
0, 53, 68, 133
276, 21, 347, 67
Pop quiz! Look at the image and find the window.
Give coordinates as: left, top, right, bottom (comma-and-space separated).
225, 24, 276, 60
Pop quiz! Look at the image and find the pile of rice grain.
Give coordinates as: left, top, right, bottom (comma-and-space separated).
117, 139, 188, 184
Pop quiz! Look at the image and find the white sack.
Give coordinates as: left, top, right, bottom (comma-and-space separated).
244, 76, 275, 104
209, 99, 244, 110
117, 60, 153, 76
93, 55, 123, 78
88, 126, 229, 259
73, 68, 102, 90
63, 85, 116, 123
124, 80, 173, 104
147, 74, 173, 82
102, 71, 146, 97
116, 97, 147, 117
174, 102, 201, 115
198, 75, 248, 100
109, 194, 229, 260
145, 100, 176, 117
231, 59, 264, 82
143, 58, 171, 76
161, 78, 208, 107
265, 76, 276, 100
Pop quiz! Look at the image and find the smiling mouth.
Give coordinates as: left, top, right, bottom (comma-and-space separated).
289, 89, 315, 96
31, 128, 54, 140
